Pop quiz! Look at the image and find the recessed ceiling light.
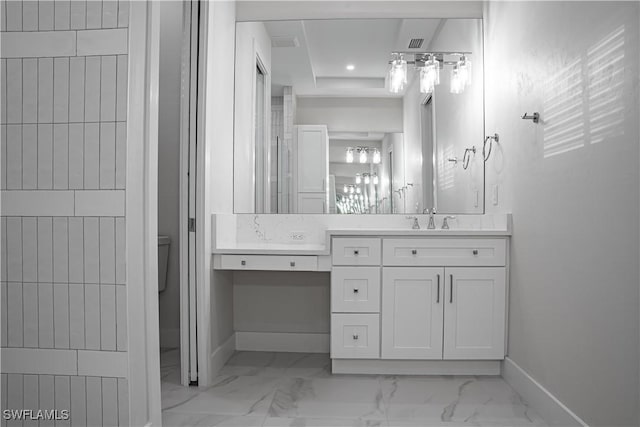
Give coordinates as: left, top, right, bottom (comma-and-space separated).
346, 64, 355, 71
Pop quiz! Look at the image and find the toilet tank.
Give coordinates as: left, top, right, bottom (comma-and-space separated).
158, 235, 171, 292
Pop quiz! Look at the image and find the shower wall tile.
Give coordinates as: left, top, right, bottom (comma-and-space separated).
37, 217, 54, 282
70, 1, 87, 30
53, 217, 69, 283
6, 59, 22, 124
116, 285, 127, 351
84, 57, 101, 122
68, 283, 85, 349
1, 282, 8, 347
68, 124, 84, 189
22, 217, 38, 283
53, 57, 70, 123
7, 282, 23, 347
23, 59, 38, 123
69, 57, 86, 122
5, 1, 23, 32
116, 56, 128, 121
38, 282, 54, 348
53, 124, 69, 189
84, 284, 101, 350
84, 122, 100, 189
86, 1, 103, 30
54, 376, 71, 427
115, 122, 126, 188
22, 2, 38, 31
101, 56, 117, 121
100, 285, 116, 350
37, 124, 53, 189
53, 283, 70, 348
6, 125, 22, 189
22, 125, 38, 189
102, 1, 119, 29
38, 1, 55, 31
38, 58, 54, 123
100, 123, 116, 189
54, 0, 71, 31
22, 282, 39, 347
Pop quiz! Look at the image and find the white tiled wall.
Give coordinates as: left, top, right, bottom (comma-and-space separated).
1, 1, 130, 425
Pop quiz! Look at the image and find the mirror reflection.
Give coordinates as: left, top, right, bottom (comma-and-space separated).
233, 18, 484, 214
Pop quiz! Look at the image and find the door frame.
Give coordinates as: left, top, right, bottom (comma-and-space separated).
126, 1, 162, 425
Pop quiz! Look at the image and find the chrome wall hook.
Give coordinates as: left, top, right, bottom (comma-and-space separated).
483, 133, 499, 162
521, 112, 540, 123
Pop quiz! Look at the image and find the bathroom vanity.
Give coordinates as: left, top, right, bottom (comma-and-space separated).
212, 214, 510, 375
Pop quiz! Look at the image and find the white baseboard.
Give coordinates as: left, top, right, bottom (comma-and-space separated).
333, 359, 500, 375
209, 333, 236, 379
502, 357, 588, 427
159, 328, 180, 348
235, 331, 329, 353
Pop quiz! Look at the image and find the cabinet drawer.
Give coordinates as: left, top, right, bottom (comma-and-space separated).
331, 267, 380, 313
219, 255, 318, 271
331, 314, 380, 359
332, 238, 381, 266
383, 238, 506, 267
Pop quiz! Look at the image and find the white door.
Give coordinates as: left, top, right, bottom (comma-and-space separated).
381, 267, 444, 359
295, 125, 328, 192
443, 267, 506, 359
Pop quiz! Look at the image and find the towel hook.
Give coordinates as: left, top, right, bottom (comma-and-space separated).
483, 133, 499, 162
521, 112, 540, 123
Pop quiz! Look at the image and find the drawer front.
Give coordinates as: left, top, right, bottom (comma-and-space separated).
331, 314, 380, 359
332, 238, 381, 266
331, 267, 380, 313
383, 238, 506, 267
219, 255, 318, 271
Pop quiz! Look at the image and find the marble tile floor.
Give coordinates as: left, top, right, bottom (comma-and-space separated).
160, 348, 548, 427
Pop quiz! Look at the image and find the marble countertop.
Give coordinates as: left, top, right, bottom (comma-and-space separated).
212, 228, 511, 255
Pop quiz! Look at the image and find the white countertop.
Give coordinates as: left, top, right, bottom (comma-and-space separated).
212, 227, 511, 255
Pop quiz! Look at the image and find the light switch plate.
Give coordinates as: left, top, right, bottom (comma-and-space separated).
492, 184, 499, 205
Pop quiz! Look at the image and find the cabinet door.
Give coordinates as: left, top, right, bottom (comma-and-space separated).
381, 267, 444, 359
443, 267, 506, 359
296, 126, 328, 193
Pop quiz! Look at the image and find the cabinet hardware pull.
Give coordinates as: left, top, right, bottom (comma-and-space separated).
354, 250, 359, 255
436, 274, 440, 303
450, 274, 453, 303
290, 261, 296, 267
353, 334, 359, 340
241, 260, 246, 266
411, 249, 417, 255
472, 249, 479, 255
353, 288, 359, 293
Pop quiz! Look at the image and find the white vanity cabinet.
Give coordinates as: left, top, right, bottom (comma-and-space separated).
331, 235, 508, 370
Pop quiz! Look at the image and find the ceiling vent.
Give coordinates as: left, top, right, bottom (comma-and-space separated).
408, 38, 424, 49
271, 36, 299, 48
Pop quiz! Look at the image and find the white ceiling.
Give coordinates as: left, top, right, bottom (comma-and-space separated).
266, 19, 442, 97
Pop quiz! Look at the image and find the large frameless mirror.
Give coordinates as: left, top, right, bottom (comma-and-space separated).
233, 18, 484, 214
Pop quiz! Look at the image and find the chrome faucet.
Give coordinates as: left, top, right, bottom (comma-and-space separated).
442, 215, 457, 230
424, 208, 437, 229
406, 216, 420, 230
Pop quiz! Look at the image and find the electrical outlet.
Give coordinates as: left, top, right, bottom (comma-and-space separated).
289, 231, 306, 242
492, 184, 499, 206
473, 190, 479, 208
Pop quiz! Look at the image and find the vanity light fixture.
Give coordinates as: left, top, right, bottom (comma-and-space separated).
356, 187, 361, 194
387, 51, 472, 95
364, 173, 371, 185
373, 174, 379, 185
358, 147, 368, 163
419, 54, 440, 94
372, 149, 381, 164
343, 185, 349, 193
346, 64, 355, 71
349, 185, 355, 194
389, 53, 408, 93
355, 174, 362, 184
346, 148, 354, 163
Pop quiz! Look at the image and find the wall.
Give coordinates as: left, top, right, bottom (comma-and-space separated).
484, 2, 640, 425
205, 0, 237, 379
296, 97, 403, 133
157, 0, 184, 348
1, 0, 130, 424
233, 21, 272, 213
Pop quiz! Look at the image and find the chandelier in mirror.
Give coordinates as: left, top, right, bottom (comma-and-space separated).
387, 51, 472, 94
345, 147, 381, 164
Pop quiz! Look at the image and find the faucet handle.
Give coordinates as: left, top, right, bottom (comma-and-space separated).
406, 216, 420, 230
442, 215, 457, 230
